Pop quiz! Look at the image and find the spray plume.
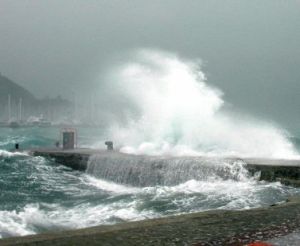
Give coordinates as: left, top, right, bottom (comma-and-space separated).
100, 49, 298, 158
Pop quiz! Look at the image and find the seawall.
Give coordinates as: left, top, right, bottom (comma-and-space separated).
30, 148, 300, 187
1, 149, 297, 245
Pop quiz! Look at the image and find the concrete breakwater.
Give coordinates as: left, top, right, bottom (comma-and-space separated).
30, 149, 300, 187
0, 149, 296, 245
1, 196, 300, 245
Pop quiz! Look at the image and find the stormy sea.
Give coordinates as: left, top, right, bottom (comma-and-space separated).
0, 126, 299, 239
1, 51, 300, 239
0, 127, 300, 239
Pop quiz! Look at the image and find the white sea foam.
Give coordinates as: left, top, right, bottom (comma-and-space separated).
0, 172, 295, 239
99, 49, 298, 159
0, 204, 47, 238
0, 201, 157, 238
82, 175, 141, 194
0, 150, 28, 158
87, 154, 256, 187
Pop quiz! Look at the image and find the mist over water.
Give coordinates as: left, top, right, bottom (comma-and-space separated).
0, 124, 299, 238
101, 49, 298, 158
0, 50, 300, 239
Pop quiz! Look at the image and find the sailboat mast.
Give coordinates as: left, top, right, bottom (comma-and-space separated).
19, 98, 22, 122
8, 94, 11, 122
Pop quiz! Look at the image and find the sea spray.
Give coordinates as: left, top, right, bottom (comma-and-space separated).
0, 150, 28, 158
100, 49, 298, 158
0, 50, 300, 238
86, 154, 253, 186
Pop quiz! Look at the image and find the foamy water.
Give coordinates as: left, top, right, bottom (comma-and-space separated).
98, 49, 299, 158
1, 50, 300, 239
1, 145, 299, 239
0, 150, 28, 157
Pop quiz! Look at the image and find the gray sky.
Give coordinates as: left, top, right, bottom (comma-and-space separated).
0, 0, 299, 133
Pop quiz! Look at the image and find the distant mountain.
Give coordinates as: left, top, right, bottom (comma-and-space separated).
0, 73, 72, 122
0, 73, 36, 106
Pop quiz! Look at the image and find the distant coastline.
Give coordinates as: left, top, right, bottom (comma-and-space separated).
0, 73, 72, 124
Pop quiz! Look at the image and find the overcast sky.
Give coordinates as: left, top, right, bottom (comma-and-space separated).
0, 0, 299, 133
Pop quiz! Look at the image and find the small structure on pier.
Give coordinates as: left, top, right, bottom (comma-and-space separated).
61, 128, 77, 150
105, 141, 114, 151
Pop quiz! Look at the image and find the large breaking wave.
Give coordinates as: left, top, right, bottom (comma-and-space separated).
100, 49, 298, 158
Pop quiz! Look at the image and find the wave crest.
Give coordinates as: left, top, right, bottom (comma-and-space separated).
100, 49, 298, 158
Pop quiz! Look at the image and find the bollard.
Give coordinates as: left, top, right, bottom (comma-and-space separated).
105, 141, 113, 151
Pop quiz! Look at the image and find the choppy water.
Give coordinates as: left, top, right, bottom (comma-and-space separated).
0, 127, 300, 239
